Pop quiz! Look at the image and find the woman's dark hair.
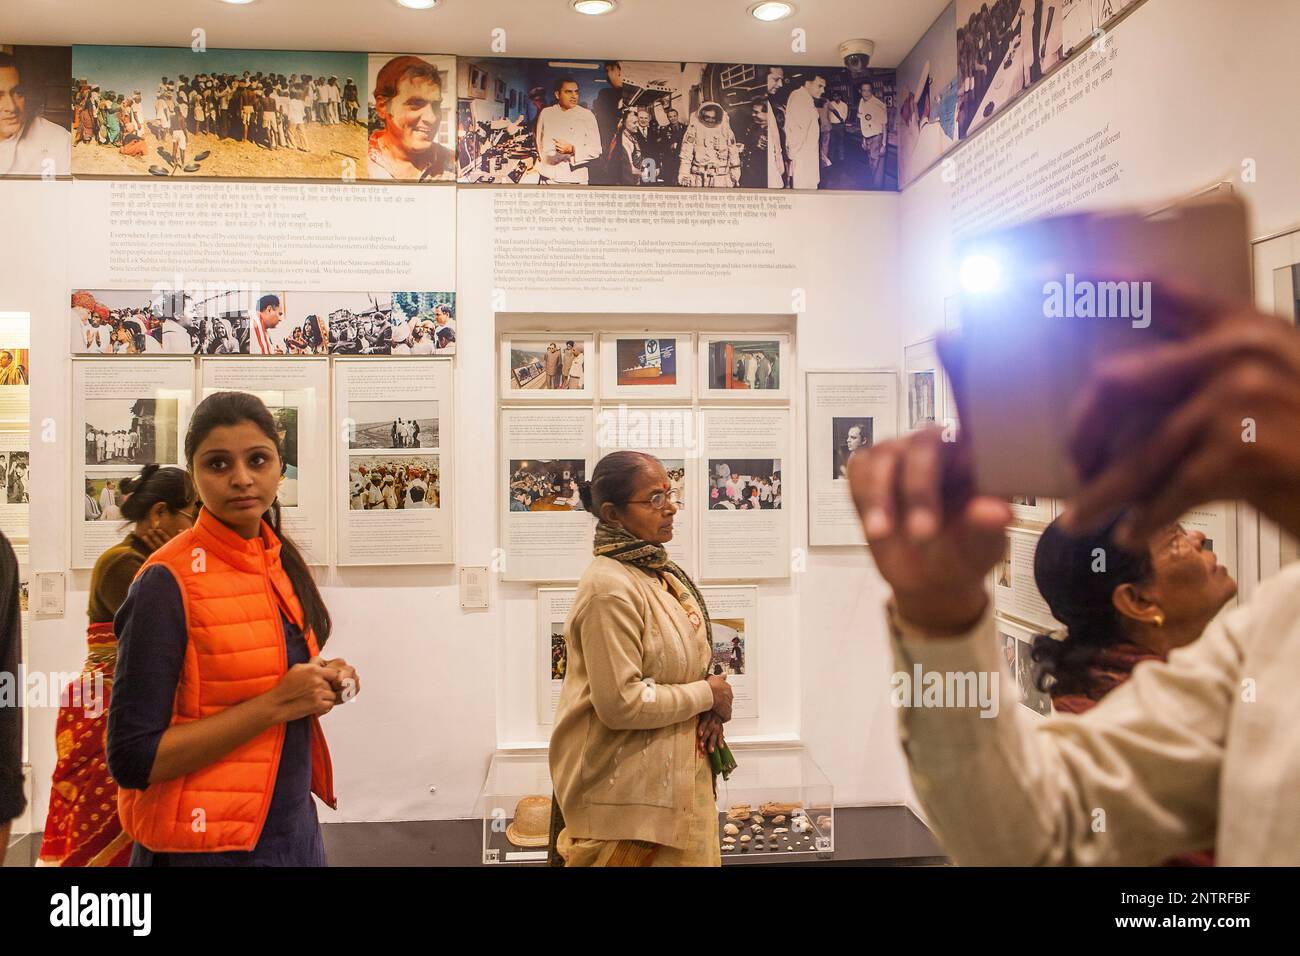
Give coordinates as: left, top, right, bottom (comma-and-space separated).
185, 391, 332, 647
577, 450, 659, 515
1030, 515, 1153, 696
119, 463, 197, 523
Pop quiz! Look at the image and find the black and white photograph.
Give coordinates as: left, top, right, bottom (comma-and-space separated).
83, 474, 132, 522
508, 459, 587, 513
316, 291, 455, 356
83, 397, 178, 465
707, 458, 781, 511
349, 401, 438, 449
508, 340, 587, 391
1016, 636, 1053, 717
0, 451, 29, 504
707, 340, 780, 391
957, 0, 1064, 139
709, 618, 746, 677
907, 369, 936, 430
999, 629, 1018, 679
456, 56, 896, 190
0, 44, 72, 177
348, 454, 440, 510
832, 417, 873, 480
70, 45, 367, 180
71, 289, 254, 355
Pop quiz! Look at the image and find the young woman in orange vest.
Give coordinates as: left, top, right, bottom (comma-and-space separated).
107, 391, 360, 865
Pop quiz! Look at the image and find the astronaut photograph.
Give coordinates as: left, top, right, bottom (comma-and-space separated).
456, 56, 896, 190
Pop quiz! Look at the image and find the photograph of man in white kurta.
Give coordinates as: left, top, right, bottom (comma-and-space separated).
708, 459, 781, 511
84, 398, 178, 465
84, 475, 130, 521
534, 75, 600, 184
708, 340, 780, 391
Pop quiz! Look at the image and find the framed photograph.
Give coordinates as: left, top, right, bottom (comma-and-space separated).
697, 333, 790, 401
1252, 223, 1300, 581
599, 333, 693, 401
536, 588, 577, 726
72, 357, 193, 569
367, 53, 457, 182
336, 358, 454, 565
996, 614, 1053, 719
903, 337, 947, 432
805, 370, 898, 546
699, 585, 759, 722
499, 333, 595, 401
199, 358, 330, 565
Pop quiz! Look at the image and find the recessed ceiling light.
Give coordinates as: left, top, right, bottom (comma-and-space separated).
393, 0, 440, 9
219, 0, 257, 5
571, 0, 617, 15
749, 1, 795, 21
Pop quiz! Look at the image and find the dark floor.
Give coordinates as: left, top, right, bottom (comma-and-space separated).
5, 805, 946, 867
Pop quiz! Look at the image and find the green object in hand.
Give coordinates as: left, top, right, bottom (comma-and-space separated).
709, 738, 738, 781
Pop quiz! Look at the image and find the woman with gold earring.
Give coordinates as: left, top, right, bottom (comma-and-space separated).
38, 465, 198, 866
1024, 514, 1237, 865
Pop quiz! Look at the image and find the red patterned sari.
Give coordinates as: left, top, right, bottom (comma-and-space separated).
37, 622, 132, 867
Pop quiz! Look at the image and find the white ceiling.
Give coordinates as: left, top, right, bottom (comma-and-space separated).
1, 0, 949, 68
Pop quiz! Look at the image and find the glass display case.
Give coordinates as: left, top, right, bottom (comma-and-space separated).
713, 745, 834, 863
476, 751, 554, 865
477, 745, 835, 865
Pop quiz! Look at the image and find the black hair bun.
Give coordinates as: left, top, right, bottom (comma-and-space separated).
577, 480, 594, 512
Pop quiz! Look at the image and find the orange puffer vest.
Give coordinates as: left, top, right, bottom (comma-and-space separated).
117, 508, 336, 853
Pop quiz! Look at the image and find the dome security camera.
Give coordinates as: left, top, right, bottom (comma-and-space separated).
839, 39, 876, 75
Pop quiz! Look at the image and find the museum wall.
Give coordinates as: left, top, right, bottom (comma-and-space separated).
10, 174, 909, 825
895, 0, 1300, 815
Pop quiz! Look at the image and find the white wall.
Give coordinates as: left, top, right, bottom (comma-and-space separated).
9, 179, 914, 828
896, 0, 1300, 813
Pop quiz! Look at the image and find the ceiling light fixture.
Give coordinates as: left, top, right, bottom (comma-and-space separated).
219, 0, 258, 5
393, 0, 440, 9
748, 1, 795, 21
571, 0, 618, 15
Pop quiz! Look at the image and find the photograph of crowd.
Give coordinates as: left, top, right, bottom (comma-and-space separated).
957, 0, 1064, 138
709, 619, 746, 677
664, 460, 686, 511
348, 454, 440, 510
71, 289, 260, 355
349, 401, 438, 449
550, 627, 567, 681
707, 340, 780, 391
908, 369, 937, 429
313, 291, 454, 355
896, 3, 960, 186
707, 459, 781, 511
1016, 635, 1053, 716
615, 337, 676, 386
509, 341, 586, 391
70, 45, 367, 178
1, 45, 72, 176
367, 54, 455, 181
832, 417, 873, 480
0, 349, 28, 385
84, 398, 177, 465
83, 474, 132, 521
0, 452, 30, 504
457, 57, 896, 190
508, 459, 587, 513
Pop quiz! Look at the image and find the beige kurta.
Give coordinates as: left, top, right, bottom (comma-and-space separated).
888, 561, 1300, 865
550, 556, 719, 864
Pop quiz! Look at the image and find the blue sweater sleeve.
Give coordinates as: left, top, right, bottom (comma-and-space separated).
107, 565, 187, 791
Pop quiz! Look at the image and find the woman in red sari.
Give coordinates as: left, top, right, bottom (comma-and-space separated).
38, 465, 197, 866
